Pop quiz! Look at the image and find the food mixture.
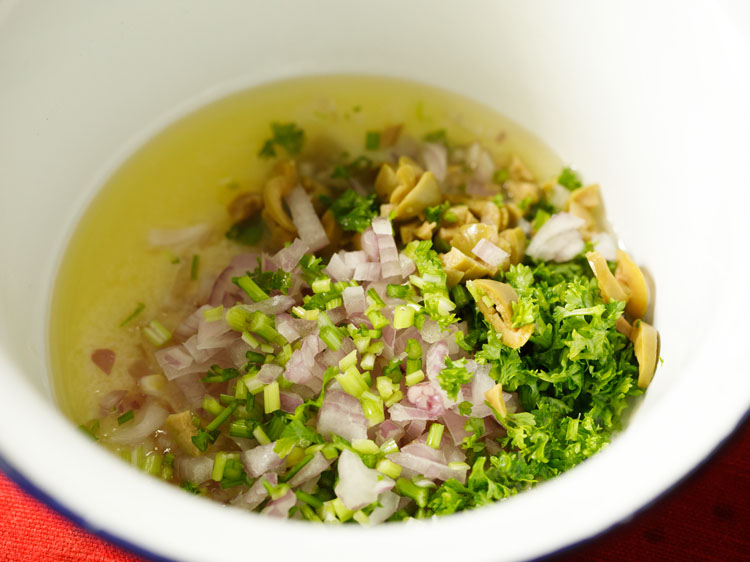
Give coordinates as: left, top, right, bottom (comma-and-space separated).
52, 77, 658, 524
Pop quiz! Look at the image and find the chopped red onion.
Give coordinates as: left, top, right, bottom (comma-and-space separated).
361, 228, 379, 261
183, 335, 219, 364
368, 491, 400, 525
287, 451, 330, 487
371, 216, 393, 236
257, 363, 284, 384
317, 390, 367, 442
334, 449, 394, 511
419, 320, 443, 344
425, 341, 449, 379
406, 383, 445, 418
261, 489, 297, 518
342, 286, 366, 316
421, 142, 447, 183
388, 403, 440, 422
227, 338, 251, 369
91, 348, 116, 375
196, 318, 237, 351
470, 363, 495, 418
230, 295, 296, 316
374, 420, 405, 446
353, 262, 380, 281
527, 212, 586, 262
242, 443, 284, 478
207, 253, 259, 307
148, 223, 211, 248
285, 185, 329, 251
389, 443, 466, 484
109, 401, 168, 445
443, 410, 472, 445
176, 456, 214, 484
276, 313, 301, 343
238, 472, 277, 509
472, 239, 509, 268
381, 260, 403, 280
325, 253, 354, 281
273, 238, 310, 272
173, 305, 208, 342
399, 254, 416, 277
591, 232, 618, 261
173, 373, 206, 409
404, 419, 427, 442
98, 389, 127, 415
326, 306, 346, 325
284, 334, 323, 384
343, 251, 368, 268
155, 346, 193, 380
279, 390, 304, 413
376, 234, 399, 263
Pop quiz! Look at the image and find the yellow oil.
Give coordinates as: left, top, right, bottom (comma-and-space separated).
49, 75, 563, 424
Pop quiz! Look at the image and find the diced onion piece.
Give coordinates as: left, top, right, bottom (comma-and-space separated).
371, 217, 393, 236
148, 223, 211, 248
273, 238, 310, 272
472, 239, 509, 269
334, 449, 394, 511
109, 401, 168, 445
527, 212, 585, 262
284, 185, 329, 251
342, 286, 366, 316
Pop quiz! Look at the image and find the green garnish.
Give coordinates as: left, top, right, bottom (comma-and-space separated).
422, 129, 448, 145
119, 302, 145, 327
143, 320, 171, 347
232, 273, 269, 302
321, 189, 377, 233
331, 155, 373, 181
492, 168, 509, 184
365, 131, 381, 151
226, 214, 264, 246
117, 410, 134, 425
190, 254, 199, 280
437, 358, 472, 401
258, 122, 305, 159
425, 201, 451, 224
558, 166, 582, 191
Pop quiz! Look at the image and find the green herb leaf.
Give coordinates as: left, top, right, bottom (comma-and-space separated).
226, 214, 264, 246
558, 167, 582, 191
321, 189, 377, 233
258, 122, 305, 159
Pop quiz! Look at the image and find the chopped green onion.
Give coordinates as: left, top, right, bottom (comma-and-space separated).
206, 402, 238, 432
405, 370, 425, 386
367, 288, 385, 308
338, 350, 358, 372
320, 326, 343, 351
383, 358, 403, 383
280, 454, 314, 483
242, 331, 260, 348
243, 374, 265, 395
365, 131, 381, 151
165, 250, 180, 264
233, 274, 269, 302
376, 377, 395, 400
253, 426, 271, 445
325, 297, 343, 310
352, 439, 380, 455
376, 458, 402, 479
295, 489, 324, 510
143, 453, 163, 476
331, 498, 354, 522
276, 343, 293, 367
143, 320, 172, 347
353, 510, 369, 525
380, 439, 399, 455
360, 353, 376, 371
335, 367, 368, 398
202, 396, 223, 417
360, 391, 385, 426
119, 302, 145, 327
448, 461, 471, 471
384, 390, 403, 407
203, 305, 224, 322
393, 305, 415, 329
406, 339, 422, 360
229, 419, 255, 438
117, 410, 134, 425
426, 423, 444, 449
264, 381, 281, 414
212, 451, 230, 481
387, 284, 410, 299
353, 335, 371, 354
366, 309, 389, 330
396, 477, 429, 507
311, 277, 331, 294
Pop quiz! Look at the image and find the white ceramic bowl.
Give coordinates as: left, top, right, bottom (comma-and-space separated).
1, 2, 749, 561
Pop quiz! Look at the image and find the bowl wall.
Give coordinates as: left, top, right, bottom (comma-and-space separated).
0, 2, 749, 561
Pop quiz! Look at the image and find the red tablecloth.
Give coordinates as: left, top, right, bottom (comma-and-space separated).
1, 419, 747, 562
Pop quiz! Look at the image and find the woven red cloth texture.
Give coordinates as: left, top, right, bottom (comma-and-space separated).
1, 419, 747, 562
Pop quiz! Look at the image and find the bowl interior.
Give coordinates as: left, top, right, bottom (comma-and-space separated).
1, 2, 749, 561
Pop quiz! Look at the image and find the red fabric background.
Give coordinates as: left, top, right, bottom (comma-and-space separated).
1, 419, 747, 562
